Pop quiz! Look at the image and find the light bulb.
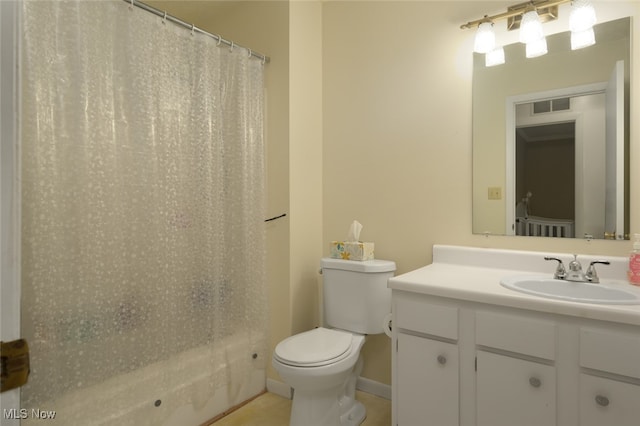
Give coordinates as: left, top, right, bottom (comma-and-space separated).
474, 22, 496, 54
570, 0, 597, 33
485, 47, 505, 67
520, 10, 544, 44
526, 37, 548, 58
571, 27, 595, 50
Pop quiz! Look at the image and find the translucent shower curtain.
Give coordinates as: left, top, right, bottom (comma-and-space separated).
20, 0, 267, 423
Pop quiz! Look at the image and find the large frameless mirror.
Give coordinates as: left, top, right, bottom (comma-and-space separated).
472, 17, 631, 240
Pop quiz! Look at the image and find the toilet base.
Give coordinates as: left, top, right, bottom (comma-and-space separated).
289, 389, 366, 426
340, 399, 365, 425
288, 356, 365, 426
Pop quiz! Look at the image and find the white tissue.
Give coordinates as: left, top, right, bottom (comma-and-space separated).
347, 220, 363, 242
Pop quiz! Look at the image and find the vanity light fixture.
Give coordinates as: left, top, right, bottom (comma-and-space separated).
569, 0, 597, 32
569, 0, 597, 49
461, 0, 598, 65
474, 19, 496, 53
519, 7, 545, 44
519, 5, 548, 58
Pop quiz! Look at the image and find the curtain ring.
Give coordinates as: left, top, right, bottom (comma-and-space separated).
129, 0, 134, 10
261, 56, 266, 66
162, 11, 167, 24
216, 36, 222, 47
191, 24, 195, 36
230, 41, 234, 52
247, 48, 252, 58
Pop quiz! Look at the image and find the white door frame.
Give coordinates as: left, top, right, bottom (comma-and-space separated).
604, 60, 626, 239
505, 82, 608, 236
1, 1, 21, 423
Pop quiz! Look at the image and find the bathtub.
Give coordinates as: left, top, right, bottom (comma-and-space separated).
23, 333, 267, 426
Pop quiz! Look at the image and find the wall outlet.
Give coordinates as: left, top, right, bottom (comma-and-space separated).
488, 187, 502, 200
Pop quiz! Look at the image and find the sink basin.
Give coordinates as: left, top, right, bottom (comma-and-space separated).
500, 274, 640, 305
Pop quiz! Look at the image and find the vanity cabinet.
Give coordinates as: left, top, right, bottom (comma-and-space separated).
475, 311, 557, 426
391, 291, 640, 426
394, 296, 459, 426
396, 333, 458, 426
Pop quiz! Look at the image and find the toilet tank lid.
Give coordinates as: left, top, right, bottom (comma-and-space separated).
321, 258, 396, 273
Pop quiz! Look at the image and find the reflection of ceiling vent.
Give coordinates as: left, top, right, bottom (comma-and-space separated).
533, 97, 570, 114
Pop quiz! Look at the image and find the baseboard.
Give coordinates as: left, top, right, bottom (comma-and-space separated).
266, 377, 391, 401
266, 378, 293, 400
356, 376, 391, 400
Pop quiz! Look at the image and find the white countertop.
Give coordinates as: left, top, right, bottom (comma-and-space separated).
388, 245, 640, 326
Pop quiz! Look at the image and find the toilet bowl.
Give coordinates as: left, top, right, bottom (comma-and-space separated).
272, 258, 396, 426
272, 327, 366, 426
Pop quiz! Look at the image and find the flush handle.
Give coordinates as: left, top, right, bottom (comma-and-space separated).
437, 355, 447, 365
529, 377, 541, 388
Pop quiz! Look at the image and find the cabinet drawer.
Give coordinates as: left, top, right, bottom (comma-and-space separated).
395, 297, 458, 340
579, 328, 640, 378
476, 311, 556, 360
579, 374, 640, 426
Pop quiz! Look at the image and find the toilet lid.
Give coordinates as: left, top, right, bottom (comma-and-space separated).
274, 327, 353, 367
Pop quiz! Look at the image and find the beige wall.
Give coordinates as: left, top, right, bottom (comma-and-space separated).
149, 0, 640, 389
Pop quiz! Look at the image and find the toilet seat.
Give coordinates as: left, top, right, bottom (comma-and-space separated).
274, 327, 354, 367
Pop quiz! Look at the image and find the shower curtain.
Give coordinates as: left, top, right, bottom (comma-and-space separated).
20, 0, 267, 422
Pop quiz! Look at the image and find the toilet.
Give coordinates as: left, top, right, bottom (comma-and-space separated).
272, 257, 396, 426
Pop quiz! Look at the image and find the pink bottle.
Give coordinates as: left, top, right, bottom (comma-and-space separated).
629, 234, 640, 286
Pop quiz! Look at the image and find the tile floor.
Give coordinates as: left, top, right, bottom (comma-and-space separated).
210, 391, 391, 426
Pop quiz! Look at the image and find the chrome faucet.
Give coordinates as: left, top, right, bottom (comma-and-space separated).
545, 255, 610, 283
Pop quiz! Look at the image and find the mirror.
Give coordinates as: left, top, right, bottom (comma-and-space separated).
472, 17, 631, 240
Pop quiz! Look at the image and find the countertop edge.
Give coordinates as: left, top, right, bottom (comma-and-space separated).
389, 262, 640, 327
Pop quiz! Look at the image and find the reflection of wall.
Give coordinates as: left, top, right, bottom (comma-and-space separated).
473, 20, 629, 235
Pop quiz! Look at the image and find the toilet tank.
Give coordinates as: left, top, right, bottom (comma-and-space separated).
320, 257, 396, 334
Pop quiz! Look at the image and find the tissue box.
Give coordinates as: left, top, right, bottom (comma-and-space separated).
330, 241, 374, 261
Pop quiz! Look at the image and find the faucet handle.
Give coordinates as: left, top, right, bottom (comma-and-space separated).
544, 256, 567, 280
585, 260, 610, 284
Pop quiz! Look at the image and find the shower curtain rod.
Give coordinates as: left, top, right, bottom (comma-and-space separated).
125, 0, 270, 64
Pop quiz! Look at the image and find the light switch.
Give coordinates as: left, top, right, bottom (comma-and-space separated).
488, 187, 502, 200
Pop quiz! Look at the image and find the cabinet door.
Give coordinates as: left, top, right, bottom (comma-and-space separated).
579, 374, 640, 426
397, 333, 458, 426
477, 351, 556, 426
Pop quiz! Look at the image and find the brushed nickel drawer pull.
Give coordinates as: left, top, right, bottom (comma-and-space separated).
595, 395, 610, 407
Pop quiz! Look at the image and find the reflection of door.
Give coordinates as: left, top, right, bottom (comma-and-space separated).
604, 60, 625, 239
505, 82, 608, 237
